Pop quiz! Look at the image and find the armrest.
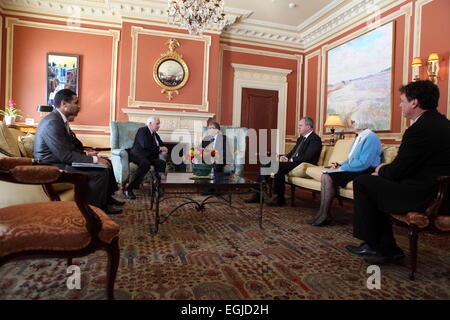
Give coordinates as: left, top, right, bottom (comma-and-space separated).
0, 161, 102, 237
111, 148, 129, 157
287, 162, 316, 178
426, 176, 450, 219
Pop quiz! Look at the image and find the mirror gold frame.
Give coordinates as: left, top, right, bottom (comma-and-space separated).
153, 39, 189, 100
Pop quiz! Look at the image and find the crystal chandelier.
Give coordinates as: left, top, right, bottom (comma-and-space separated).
167, 0, 227, 35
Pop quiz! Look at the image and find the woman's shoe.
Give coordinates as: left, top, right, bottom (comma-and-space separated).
310, 217, 333, 227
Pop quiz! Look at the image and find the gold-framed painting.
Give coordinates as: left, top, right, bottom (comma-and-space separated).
326, 22, 395, 131
153, 39, 189, 100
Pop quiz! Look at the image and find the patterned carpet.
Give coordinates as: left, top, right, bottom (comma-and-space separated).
1, 188, 449, 300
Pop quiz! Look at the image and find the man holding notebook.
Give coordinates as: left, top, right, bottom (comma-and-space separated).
33, 89, 123, 214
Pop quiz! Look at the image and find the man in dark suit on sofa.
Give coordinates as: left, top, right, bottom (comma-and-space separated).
346, 80, 450, 263
33, 89, 123, 214
124, 117, 168, 199
201, 121, 233, 174
245, 117, 323, 206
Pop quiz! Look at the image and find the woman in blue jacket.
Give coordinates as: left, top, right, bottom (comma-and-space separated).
310, 120, 382, 226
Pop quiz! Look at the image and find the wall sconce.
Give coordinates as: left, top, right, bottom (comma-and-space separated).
427, 53, 439, 84
411, 57, 423, 81
36, 105, 53, 118
324, 114, 344, 145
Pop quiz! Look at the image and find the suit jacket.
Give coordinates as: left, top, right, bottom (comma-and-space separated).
379, 110, 450, 187
33, 109, 93, 164
285, 131, 322, 164
129, 126, 164, 160
201, 133, 233, 165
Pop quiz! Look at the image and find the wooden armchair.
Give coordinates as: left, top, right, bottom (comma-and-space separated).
0, 157, 120, 299
391, 176, 450, 280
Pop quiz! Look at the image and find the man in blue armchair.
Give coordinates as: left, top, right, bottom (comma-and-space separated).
124, 117, 168, 199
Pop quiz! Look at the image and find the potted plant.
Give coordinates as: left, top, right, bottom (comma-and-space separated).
0, 99, 23, 125
185, 147, 218, 177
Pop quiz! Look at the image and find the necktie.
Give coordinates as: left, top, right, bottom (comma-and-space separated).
293, 136, 305, 158
64, 122, 71, 135
152, 132, 159, 146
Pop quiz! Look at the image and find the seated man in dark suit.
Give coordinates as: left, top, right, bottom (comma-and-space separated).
245, 117, 323, 206
201, 121, 233, 174
346, 80, 450, 264
33, 89, 124, 215
124, 117, 168, 199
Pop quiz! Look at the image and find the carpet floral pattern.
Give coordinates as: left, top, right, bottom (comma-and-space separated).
1, 189, 449, 300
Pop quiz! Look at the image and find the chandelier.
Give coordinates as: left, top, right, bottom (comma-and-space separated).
167, 0, 228, 35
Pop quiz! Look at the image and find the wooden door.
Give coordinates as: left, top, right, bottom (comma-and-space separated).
241, 88, 278, 173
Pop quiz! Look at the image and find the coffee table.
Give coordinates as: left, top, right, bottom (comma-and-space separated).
148, 172, 264, 235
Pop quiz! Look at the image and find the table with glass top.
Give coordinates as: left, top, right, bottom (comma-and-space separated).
148, 172, 264, 235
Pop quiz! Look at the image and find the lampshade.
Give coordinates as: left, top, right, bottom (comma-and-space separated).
324, 114, 344, 128
36, 105, 53, 112
428, 53, 439, 62
411, 57, 423, 67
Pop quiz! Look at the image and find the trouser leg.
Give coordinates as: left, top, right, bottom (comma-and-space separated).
272, 162, 298, 199
353, 175, 399, 254
128, 158, 151, 190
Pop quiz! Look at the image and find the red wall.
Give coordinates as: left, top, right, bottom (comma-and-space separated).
3, 18, 116, 127
303, 0, 450, 141
1, 0, 448, 141
219, 42, 300, 136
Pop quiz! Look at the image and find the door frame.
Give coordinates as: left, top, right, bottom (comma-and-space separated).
231, 63, 292, 155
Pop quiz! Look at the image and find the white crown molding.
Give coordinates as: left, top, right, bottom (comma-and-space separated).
231, 63, 293, 76
2, 0, 406, 51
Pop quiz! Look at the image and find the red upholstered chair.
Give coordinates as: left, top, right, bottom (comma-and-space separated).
391, 176, 450, 280
0, 157, 120, 299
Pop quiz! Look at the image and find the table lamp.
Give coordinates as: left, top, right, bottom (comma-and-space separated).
324, 114, 344, 145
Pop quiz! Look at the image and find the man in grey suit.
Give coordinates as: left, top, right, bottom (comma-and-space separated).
33, 89, 123, 214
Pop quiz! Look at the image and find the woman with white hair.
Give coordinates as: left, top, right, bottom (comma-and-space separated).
309, 120, 382, 226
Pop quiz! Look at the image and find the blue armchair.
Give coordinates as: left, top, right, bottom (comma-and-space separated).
110, 121, 147, 188
201, 126, 248, 176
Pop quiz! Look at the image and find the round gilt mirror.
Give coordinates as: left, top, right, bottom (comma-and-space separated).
153, 39, 189, 100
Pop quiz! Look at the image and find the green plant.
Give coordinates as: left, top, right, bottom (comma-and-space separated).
0, 98, 23, 118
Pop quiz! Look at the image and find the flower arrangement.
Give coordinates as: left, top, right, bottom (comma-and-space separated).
0, 99, 23, 117
185, 147, 218, 176
185, 147, 218, 164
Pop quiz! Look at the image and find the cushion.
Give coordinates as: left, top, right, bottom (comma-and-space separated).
435, 216, 450, 231
0, 181, 49, 208
381, 145, 399, 164
0, 201, 120, 256
0, 121, 21, 156
305, 166, 326, 182
17, 134, 35, 157
326, 139, 353, 166
317, 146, 331, 166
287, 162, 315, 178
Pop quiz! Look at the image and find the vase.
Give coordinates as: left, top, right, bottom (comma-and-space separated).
192, 163, 213, 176
4, 116, 15, 125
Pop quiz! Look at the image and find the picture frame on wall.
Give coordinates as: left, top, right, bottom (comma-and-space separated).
326, 21, 395, 132
46, 53, 79, 106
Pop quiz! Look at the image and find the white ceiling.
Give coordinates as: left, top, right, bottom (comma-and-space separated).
153, 0, 352, 31
224, 0, 351, 29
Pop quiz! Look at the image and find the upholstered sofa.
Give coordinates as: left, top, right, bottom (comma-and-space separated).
284, 138, 400, 201
0, 121, 74, 208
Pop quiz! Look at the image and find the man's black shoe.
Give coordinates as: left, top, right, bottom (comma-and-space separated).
105, 206, 122, 215
244, 193, 261, 203
108, 196, 125, 206
363, 251, 406, 265
266, 197, 286, 207
124, 189, 136, 200
345, 243, 378, 256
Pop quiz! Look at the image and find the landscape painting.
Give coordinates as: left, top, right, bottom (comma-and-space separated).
326, 22, 394, 131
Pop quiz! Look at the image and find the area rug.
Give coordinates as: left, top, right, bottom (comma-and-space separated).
1, 190, 449, 300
